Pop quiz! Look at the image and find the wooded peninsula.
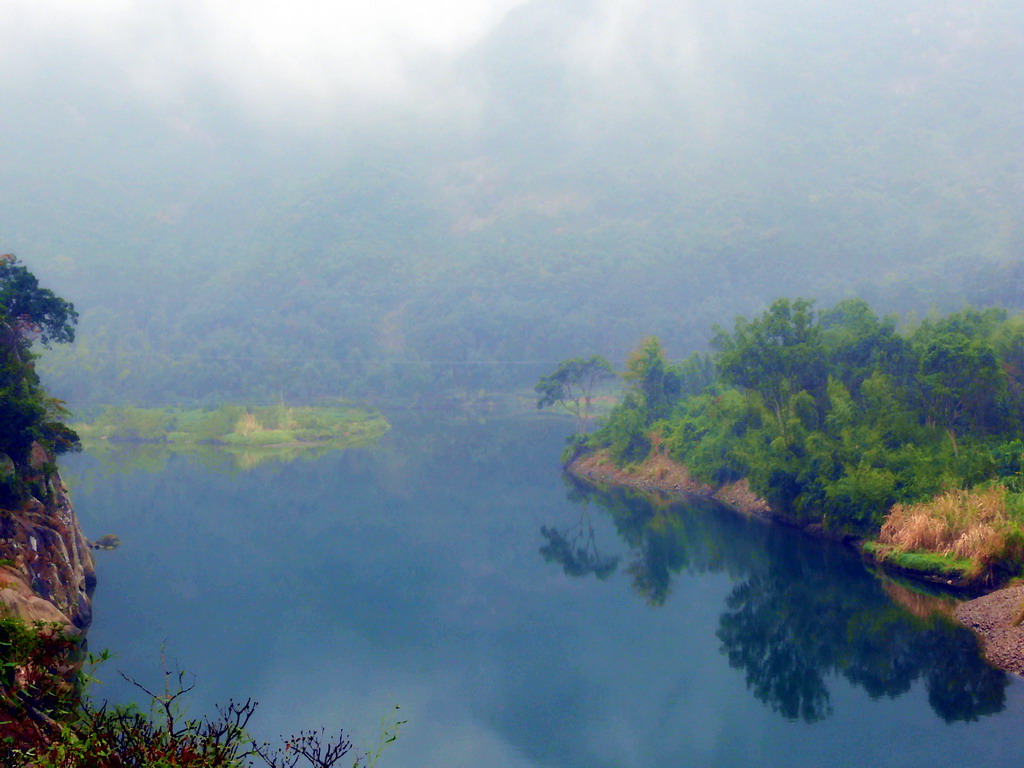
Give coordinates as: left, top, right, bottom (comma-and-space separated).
556, 298, 1024, 591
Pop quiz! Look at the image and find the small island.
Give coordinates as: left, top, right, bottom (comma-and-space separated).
73, 402, 390, 467
546, 298, 1024, 672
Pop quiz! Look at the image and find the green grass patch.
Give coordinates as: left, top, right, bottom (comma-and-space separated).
864, 540, 973, 578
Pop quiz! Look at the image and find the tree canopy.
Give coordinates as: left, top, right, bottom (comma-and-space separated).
0, 254, 77, 351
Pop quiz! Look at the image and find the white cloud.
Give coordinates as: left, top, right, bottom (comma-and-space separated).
0, 0, 527, 113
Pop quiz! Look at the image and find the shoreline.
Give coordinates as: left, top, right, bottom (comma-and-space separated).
566, 448, 1024, 676
569, 449, 774, 518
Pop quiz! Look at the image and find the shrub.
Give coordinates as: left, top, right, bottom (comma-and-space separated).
0, 618, 403, 767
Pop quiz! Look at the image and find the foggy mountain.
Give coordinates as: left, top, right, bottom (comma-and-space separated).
2, 0, 1022, 404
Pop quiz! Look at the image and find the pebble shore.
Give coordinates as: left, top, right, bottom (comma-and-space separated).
955, 584, 1024, 676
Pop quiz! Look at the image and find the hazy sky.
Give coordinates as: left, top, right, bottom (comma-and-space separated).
5, 0, 1020, 247
2, 0, 535, 119
0, 0, 764, 136
2, 0, 1020, 211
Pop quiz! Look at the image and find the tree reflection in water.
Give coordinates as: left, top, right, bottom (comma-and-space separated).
542, 477, 1008, 723
716, 570, 1005, 722
539, 477, 620, 579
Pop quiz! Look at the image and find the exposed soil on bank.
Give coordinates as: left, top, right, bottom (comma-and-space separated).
568, 449, 773, 517
955, 584, 1024, 676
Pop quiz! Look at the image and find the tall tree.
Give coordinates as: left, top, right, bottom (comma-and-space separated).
0, 254, 78, 356
713, 298, 825, 432
623, 337, 680, 421
0, 255, 80, 477
536, 356, 615, 432
912, 326, 1003, 454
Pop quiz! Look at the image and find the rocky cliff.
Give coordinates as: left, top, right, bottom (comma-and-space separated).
0, 442, 94, 637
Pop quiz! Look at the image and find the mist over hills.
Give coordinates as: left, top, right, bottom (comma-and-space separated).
2, 0, 1021, 404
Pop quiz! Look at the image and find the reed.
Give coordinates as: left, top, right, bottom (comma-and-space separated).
879, 486, 1022, 568
876, 487, 1024, 581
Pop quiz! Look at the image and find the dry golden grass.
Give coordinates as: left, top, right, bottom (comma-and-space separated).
235, 411, 262, 437
952, 524, 1004, 560
879, 486, 1012, 562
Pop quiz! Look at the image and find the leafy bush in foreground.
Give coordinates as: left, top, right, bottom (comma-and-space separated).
0, 618, 402, 767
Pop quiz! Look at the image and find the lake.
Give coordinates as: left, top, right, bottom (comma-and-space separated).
61, 412, 1024, 767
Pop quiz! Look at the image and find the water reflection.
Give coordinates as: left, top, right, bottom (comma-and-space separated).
539, 478, 619, 579
76, 438, 363, 476
540, 521, 618, 581
546, 477, 1008, 723
717, 570, 1005, 723
556, 478, 768, 604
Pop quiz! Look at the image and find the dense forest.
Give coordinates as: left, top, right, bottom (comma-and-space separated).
574, 298, 1024, 578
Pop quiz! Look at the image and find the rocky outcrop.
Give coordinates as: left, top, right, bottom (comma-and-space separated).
0, 443, 95, 637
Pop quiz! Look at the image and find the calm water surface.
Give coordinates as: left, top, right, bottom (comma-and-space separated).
61, 413, 1024, 767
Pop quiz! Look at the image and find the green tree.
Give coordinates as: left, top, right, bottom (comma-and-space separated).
623, 337, 680, 421
0, 255, 80, 492
535, 356, 615, 432
819, 298, 910, 393
912, 318, 1004, 454
0, 254, 78, 354
713, 298, 825, 433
